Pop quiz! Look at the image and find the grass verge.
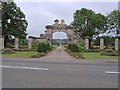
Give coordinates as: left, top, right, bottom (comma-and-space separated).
65, 49, 118, 60
2, 45, 58, 58
2, 51, 38, 58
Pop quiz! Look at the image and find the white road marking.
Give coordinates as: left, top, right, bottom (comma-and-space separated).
0, 66, 48, 71
105, 71, 120, 74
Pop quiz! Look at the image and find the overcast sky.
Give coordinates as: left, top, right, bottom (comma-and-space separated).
14, 1, 119, 39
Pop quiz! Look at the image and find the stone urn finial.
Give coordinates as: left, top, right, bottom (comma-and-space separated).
54, 19, 59, 24
61, 19, 65, 24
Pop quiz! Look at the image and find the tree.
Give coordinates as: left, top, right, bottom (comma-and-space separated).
71, 8, 107, 39
106, 10, 120, 35
2, 1, 28, 45
94, 36, 115, 46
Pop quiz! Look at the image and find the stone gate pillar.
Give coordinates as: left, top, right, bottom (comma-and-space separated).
15, 36, 19, 50
0, 37, 2, 51
115, 36, 120, 51
28, 36, 33, 49
85, 36, 90, 50
67, 26, 74, 44
100, 36, 104, 50
48, 34, 52, 47
2, 36, 4, 50
0, 36, 4, 50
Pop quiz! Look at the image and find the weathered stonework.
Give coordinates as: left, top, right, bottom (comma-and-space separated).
28, 36, 33, 49
115, 36, 120, 51
2, 37, 4, 49
0, 36, 4, 50
28, 19, 81, 47
100, 36, 104, 50
85, 36, 90, 50
15, 36, 19, 50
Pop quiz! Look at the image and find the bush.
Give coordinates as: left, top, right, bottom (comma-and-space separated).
2, 48, 15, 54
19, 45, 28, 49
101, 52, 119, 56
31, 53, 46, 58
32, 40, 39, 50
37, 43, 51, 53
66, 49, 85, 59
5, 45, 14, 48
77, 41, 85, 51
67, 44, 79, 52
85, 49, 99, 52
91, 46, 100, 49
73, 53, 85, 59
105, 50, 114, 52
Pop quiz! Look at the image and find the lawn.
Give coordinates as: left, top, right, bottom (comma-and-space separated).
65, 49, 118, 60
52, 45, 58, 50
81, 52, 118, 60
2, 45, 58, 58
2, 51, 38, 58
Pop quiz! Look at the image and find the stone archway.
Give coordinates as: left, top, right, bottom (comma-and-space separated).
45, 19, 74, 46
28, 19, 81, 49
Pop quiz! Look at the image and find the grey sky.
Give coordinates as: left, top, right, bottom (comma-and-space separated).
15, 1, 118, 39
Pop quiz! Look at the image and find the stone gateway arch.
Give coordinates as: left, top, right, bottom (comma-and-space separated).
28, 19, 81, 48
45, 19, 74, 46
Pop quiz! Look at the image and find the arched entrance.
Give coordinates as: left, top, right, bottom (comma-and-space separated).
52, 31, 67, 45
45, 19, 74, 46
28, 19, 81, 49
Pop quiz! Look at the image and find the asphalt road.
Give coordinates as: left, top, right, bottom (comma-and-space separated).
2, 47, 118, 88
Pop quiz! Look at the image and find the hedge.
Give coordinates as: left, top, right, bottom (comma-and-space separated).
37, 43, 51, 53
67, 44, 79, 52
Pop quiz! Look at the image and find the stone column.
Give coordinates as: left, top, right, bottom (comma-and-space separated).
28, 36, 33, 49
115, 36, 120, 51
2, 36, 4, 49
49, 34, 52, 48
85, 36, 90, 50
0, 36, 4, 50
15, 36, 19, 50
100, 36, 104, 50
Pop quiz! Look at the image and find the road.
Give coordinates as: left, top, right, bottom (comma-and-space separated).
2, 47, 118, 88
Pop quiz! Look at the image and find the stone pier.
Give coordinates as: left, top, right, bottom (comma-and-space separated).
15, 36, 19, 50
115, 36, 120, 51
2, 36, 4, 50
85, 36, 90, 50
100, 36, 104, 50
28, 36, 33, 49
0, 36, 4, 50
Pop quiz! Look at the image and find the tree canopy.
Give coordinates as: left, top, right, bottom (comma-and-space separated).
2, 1, 28, 45
106, 10, 120, 35
71, 8, 107, 39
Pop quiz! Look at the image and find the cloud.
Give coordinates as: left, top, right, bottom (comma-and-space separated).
15, 1, 118, 38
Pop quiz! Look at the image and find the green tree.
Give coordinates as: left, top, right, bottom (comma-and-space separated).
2, 1, 28, 45
106, 10, 120, 35
71, 8, 107, 39
94, 36, 115, 46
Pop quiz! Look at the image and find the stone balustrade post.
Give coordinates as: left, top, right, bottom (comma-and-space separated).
15, 36, 19, 50
115, 36, 120, 51
28, 36, 33, 49
100, 36, 104, 50
85, 36, 90, 50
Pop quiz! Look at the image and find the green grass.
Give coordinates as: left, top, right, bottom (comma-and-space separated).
2, 45, 58, 58
81, 52, 118, 60
52, 45, 58, 50
65, 49, 118, 60
2, 51, 38, 58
